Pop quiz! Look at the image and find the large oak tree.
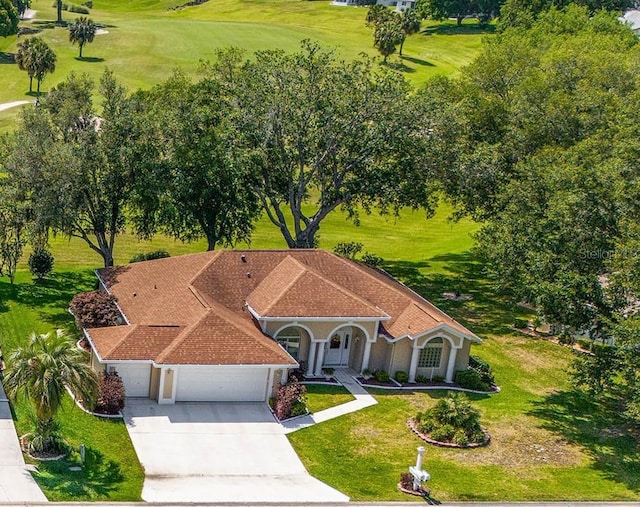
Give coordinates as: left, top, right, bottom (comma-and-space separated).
215, 41, 435, 248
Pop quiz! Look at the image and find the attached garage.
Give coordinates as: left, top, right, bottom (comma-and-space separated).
112, 363, 151, 397
175, 366, 269, 402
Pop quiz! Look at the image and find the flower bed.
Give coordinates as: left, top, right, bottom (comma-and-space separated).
407, 418, 491, 448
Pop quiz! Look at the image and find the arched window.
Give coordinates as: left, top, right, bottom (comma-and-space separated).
418, 337, 443, 368
276, 328, 301, 360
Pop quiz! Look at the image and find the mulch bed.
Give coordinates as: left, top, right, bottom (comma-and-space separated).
407, 418, 491, 448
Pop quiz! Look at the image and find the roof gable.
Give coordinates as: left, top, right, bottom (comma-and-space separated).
246, 255, 388, 318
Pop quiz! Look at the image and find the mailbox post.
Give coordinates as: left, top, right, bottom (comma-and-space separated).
409, 446, 430, 491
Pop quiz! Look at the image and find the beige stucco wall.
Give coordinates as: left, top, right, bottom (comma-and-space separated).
368, 338, 392, 372
264, 320, 377, 343
150, 367, 161, 400
416, 338, 451, 379
349, 328, 366, 371
389, 338, 412, 376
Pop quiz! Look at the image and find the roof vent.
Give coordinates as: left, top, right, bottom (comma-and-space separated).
241, 254, 247, 263
133, 292, 137, 297
246, 272, 251, 278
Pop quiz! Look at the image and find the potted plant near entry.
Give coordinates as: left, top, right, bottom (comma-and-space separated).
322, 367, 334, 381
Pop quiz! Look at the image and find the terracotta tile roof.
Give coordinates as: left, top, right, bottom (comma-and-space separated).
246, 256, 388, 318
91, 249, 478, 365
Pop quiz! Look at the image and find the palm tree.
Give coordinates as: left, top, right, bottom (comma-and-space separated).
4, 329, 98, 452
56, 0, 63, 25
69, 16, 96, 58
15, 37, 56, 94
398, 8, 421, 56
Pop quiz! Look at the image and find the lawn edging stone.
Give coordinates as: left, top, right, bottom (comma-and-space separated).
355, 376, 500, 394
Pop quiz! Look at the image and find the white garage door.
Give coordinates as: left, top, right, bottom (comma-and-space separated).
176, 366, 269, 402
111, 363, 151, 397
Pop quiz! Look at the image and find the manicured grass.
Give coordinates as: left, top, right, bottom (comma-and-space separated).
0, 270, 144, 501
305, 384, 354, 414
14, 398, 144, 501
0, 0, 490, 129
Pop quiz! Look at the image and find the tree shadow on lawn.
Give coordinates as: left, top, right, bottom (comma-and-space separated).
35, 447, 124, 498
401, 55, 434, 67
421, 23, 495, 36
384, 251, 530, 337
0, 271, 95, 327
75, 57, 105, 63
529, 389, 640, 492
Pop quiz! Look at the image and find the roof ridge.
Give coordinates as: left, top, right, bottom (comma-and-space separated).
188, 250, 224, 288
259, 255, 307, 315
99, 324, 137, 358
155, 311, 211, 364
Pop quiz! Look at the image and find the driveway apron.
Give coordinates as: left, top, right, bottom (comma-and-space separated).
123, 400, 348, 503
0, 382, 48, 502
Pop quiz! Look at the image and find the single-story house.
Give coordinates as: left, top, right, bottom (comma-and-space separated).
332, 0, 416, 12
84, 250, 480, 404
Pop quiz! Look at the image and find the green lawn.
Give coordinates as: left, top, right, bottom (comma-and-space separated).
0, 0, 490, 129
305, 384, 354, 414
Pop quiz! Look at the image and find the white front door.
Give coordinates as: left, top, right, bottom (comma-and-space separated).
325, 329, 351, 366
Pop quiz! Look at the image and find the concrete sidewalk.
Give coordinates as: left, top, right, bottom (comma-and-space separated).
282, 369, 377, 434
0, 382, 48, 503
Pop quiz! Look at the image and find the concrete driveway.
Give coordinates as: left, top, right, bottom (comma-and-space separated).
123, 400, 349, 503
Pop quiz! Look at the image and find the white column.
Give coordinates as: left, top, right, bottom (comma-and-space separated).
361, 340, 372, 373
408, 344, 420, 383
314, 342, 326, 377
306, 341, 317, 378
445, 346, 458, 383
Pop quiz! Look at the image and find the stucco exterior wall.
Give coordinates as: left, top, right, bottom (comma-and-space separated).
389, 338, 412, 376
416, 338, 451, 379
264, 320, 377, 343
368, 338, 392, 372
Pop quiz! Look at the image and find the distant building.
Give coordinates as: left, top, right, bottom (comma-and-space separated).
620, 9, 640, 36
332, 0, 416, 13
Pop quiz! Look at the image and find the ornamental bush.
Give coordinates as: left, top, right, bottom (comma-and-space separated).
374, 369, 390, 383
469, 355, 495, 387
94, 371, 125, 414
394, 370, 409, 383
274, 377, 307, 420
415, 392, 485, 445
69, 291, 121, 328
129, 250, 170, 263
28, 248, 54, 280
455, 368, 489, 391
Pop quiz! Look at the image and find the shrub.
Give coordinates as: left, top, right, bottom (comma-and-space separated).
431, 424, 455, 442
94, 372, 125, 414
274, 377, 307, 420
28, 248, 54, 280
374, 369, 390, 383
129, 250, 171, 263
455, 369, 489, 391
453, 429, 469, 446
361, 252, 383, 267
362, 368, 373, 378
558, 332, 576, 345
333, 241, 363, 260
394, 371, 409, 383
414, 393, 485, 446
69, 291, 121, 328
415, 374, 428, 383
469, 355, 495, 387
513, 317, 528, 329
69, 4, 89, 12
432, 375, 445, 383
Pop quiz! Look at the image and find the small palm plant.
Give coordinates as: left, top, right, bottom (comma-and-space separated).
4, 329, 98, 454
415, 392, 486, 446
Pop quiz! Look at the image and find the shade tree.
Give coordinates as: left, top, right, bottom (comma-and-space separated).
212, 41, 437, 248
68, 16, 96, 58
0, 0, 18, 36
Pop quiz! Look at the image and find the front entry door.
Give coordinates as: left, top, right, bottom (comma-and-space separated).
325, 329, 351, 366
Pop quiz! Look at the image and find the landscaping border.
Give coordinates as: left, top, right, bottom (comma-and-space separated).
355, 376, 500, 394
407, 418, 491, 448
65, 386, 123, 419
